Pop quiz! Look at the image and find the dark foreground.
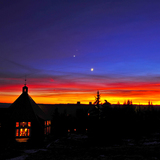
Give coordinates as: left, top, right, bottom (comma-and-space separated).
2, 134, 160, 160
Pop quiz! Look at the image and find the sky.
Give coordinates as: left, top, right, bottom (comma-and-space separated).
1, 0, 160, 105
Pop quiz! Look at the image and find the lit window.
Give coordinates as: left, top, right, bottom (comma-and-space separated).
88, 113, 90, 116
16, 129, 19, 136
28, 122, 31, 127
47, 121, 49, 126
20, 122, 27, 127
16, 122, 19, 127
74, 129, 76, 132
15, 122, 31, 137
20, 128, 28, 136
20, 128, 23, 136
44, 121, 46, 126
28, 129, 30, 136
68, 129, 70, 133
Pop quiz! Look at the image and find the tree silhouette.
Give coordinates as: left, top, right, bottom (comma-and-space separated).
93, 91, 101, 119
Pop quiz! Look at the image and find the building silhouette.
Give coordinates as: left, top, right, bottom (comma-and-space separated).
1, 84, 51, 143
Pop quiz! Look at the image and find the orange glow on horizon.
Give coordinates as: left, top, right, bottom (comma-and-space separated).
1, 81, 160, 105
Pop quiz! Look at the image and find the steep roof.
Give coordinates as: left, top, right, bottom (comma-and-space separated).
9, 85, 50, 121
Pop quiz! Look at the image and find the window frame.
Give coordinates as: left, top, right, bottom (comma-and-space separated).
15, 121, 31, 137
44, 120, 51, 135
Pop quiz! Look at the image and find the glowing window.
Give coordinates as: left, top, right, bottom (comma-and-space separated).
20, 128, 28, 137
68, 129, 70, 133
16, 129, 19, 136
88, 113, 90, 116
20, 122, 27, 127
15, 122, 31, 137
74, 129, 76, 132
16, 122, 19, 127
20, 129, 23, 136
28, 129, 30, 136
47, 121, 49, 126
44, 121, 46, 126
28, 122, 31, 127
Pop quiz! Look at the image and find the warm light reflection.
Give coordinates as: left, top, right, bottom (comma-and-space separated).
16, 138, 29, 143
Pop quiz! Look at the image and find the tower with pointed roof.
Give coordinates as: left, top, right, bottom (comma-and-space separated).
7, 84, 51, 143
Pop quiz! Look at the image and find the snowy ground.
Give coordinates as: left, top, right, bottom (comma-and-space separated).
4, 134, 160, 160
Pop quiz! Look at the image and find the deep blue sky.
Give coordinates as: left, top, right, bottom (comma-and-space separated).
1, 0, 160, 104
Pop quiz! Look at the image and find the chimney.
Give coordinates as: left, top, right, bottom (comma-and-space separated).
77, 101, 80, 105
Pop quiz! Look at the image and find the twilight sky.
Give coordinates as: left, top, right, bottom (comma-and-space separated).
1, 0, 160, 104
